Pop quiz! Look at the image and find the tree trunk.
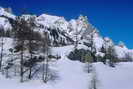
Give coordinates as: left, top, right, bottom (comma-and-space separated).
20, 40, 24, 82
28, 41, 33, 80
0, 37, 4, 70
6, 69, 9, 78
42, 32, 49, 83
42, 57, 45, 82
44, 56, 48, 83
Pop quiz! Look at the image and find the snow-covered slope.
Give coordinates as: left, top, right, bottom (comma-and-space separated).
0, 7, 16, 19
0, 42, 90, 89
0, 17, 12, 30
0, 58, 90, 89
0, 7, 15, 31
114, 45, 133, 60
94, 62, 133, 89
36, 14, 69, 32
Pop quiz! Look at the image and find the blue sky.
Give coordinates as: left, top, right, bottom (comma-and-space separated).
0, 0, 133, 48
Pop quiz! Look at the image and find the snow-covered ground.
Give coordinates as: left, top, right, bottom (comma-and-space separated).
0, 6, 133, 89
94, 62, 133, 89
51, 44, 89, 57
0, 43, 90, 89
1, 38, 133, 89
0, 57, 90, 89
0, 58, 90, 89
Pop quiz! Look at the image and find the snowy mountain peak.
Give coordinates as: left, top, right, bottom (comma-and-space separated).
118, 41, 127, 48
20, 14, 36, 21
0, 6, 132, 60
0, 7, 16, 19
37, 14, 64, 25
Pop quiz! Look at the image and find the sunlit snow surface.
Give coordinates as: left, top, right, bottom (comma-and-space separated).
0, 43, 90, 89
94, 62, 133, 89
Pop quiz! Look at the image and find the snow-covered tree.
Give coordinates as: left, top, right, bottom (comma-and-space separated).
41, 31, 50, 83
14, 16, 28, 82
25, 16, 37, 79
